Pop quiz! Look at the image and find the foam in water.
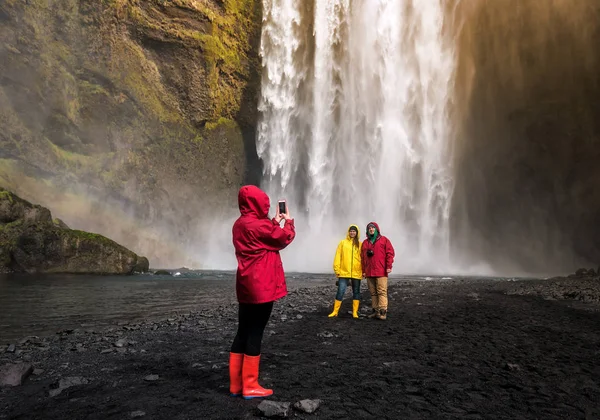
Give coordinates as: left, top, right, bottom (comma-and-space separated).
256, 0, 461, 274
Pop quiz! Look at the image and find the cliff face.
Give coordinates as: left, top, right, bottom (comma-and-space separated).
0, 0, 262, 267
0, 187, 149, 274
451, 0, 600, 273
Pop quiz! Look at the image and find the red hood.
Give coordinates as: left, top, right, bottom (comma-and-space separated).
366, 221, 381, 237
238, 185, 270, 218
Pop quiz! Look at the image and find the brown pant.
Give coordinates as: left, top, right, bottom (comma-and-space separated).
366, 277, 388, 311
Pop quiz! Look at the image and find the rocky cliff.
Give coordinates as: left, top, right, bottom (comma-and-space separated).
0, 0, 262, 267
0, 188, 149, 274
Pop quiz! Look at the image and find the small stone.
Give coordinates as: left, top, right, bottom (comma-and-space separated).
32, 368, 44, 376
130, 411, 146, 418
257, 400, 291, 418
505, 363, 521, 371
144, 374, 159, 381
293, 399, 321, 414
100, 349, 114, 354
296, 315, 303, 319
114, 339, 128, 348
6, 344, 16, 353
49, 376, 88, 397
0, 363, 33, 386
116, 348, 127, 354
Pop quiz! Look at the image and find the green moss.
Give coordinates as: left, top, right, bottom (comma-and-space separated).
0, 190, 14, 204
205, 117, 238, 131
67, 229, 117, 246
79, 80, 110, 97
118, 41, 181, 123
113, 0, 259, 120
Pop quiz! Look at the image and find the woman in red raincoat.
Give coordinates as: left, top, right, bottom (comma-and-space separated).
229, 185, 295, 399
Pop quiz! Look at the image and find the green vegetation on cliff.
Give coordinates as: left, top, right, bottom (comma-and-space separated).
0, 0, 262, 266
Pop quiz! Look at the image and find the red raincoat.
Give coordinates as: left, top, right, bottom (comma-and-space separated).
232, 185, 296, 304
361, 221, 395, 277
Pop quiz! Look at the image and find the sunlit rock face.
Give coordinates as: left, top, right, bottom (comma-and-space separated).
0, 0, 262, 268
452, 0, 600, 274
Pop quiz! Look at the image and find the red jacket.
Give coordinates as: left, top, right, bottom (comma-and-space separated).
232, 185, 296, 304
361, 222, 395, 277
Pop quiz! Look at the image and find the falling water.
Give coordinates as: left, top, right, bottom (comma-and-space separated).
257, 0, 459, 274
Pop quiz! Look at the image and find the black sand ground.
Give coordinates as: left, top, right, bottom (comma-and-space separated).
1, 277, 600, 419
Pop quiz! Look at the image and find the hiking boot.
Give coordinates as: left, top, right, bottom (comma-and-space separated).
367, 309, 379, 319
377, 309, 387, 320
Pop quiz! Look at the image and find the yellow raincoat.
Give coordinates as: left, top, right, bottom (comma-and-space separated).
333, 224, 363, 280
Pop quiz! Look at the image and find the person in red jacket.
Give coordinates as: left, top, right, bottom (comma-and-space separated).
229, 185, 295, 399
361, 222, 395, 320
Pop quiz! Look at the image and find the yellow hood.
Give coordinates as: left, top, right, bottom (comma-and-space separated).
333, 224, 363, 280
346, 224, 360, 240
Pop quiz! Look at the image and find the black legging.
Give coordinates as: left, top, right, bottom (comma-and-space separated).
230, 302, 274, 356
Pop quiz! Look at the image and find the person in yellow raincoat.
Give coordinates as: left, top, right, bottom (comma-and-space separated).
328, 224, 363, 318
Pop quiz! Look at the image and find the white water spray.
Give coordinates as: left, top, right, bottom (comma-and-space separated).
257, 0, 460, 274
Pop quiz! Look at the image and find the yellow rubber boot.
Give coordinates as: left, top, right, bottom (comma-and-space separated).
328, 300, 342, 317
352, 300, 360, 319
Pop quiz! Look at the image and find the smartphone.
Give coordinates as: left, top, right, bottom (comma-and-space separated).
278, 200, 287, 215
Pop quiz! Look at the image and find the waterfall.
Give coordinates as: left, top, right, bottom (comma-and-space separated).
257, 0, 459, 274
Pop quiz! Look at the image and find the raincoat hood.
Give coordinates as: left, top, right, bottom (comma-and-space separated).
346, 224, 360, 240
238, 185, 270, 219
366, 222, 381, 236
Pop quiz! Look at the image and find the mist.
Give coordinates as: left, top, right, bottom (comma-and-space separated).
205, 0, 600, 277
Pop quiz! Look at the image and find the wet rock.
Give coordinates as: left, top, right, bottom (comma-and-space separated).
130, 411, 146, 418
257, 400, 291, 418
154, 270, 171, 275
18, 336, 39, 345
114, 338, 128, 348
0, 363, 33, 386
144, 374, 159, 381
49, 376, 88, 397
133, 257, 150, 273
293, 399, 321, 414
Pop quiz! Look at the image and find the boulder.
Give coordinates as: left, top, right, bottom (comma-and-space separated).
0, 363, 33, 387
0, 189, 51, 224
0, 188, 149, 274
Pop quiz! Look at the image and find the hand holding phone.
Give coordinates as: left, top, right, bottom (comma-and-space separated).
277, 200, 291, 220
278, 200, 287, 216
